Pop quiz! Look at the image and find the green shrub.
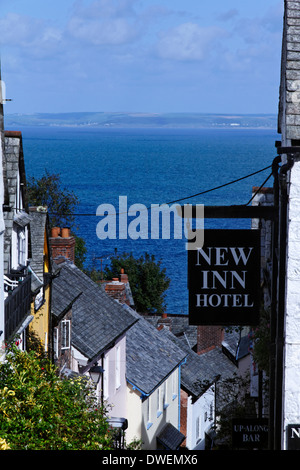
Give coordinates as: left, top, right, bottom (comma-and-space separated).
0, 346, 113, 450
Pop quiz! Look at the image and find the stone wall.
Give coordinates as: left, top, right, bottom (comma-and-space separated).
278, 0, 300, 450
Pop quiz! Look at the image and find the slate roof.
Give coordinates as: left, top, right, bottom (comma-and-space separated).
157, 423, 186, 450
145, 314, 198, 349
3, 131, 29, 273
51, 267, 82, 320
144, 314, 250, 361
28, 207, 49, 292
158, 326, 236, 400
52, 261, 137, 361
124, 306, 187, 396
222, 328, 251, 361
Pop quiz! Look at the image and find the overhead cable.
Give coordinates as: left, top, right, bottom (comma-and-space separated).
26, 163, 274, 217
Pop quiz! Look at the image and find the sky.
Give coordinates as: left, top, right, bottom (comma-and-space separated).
0, 0, 284, 115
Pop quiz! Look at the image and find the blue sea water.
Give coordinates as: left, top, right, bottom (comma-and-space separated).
19, 126, 278, 314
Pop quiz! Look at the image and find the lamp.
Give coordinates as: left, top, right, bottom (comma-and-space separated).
89, 364, 104, 384
108, 417, 128, 430
108, 418, 128, 449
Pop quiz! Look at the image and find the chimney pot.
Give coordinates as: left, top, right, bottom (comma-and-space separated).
51, 227, 60, 238
157, 312, 171, 330
49, 228, 76, 263
61, 227, 70, 238
120, 269, 128, 283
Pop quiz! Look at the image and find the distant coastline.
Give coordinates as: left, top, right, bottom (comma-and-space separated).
4, 111, 277, 130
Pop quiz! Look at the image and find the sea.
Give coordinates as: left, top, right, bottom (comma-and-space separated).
17, 126, 278, 314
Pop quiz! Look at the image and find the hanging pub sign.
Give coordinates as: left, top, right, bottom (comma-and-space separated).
188, 229, 260, 326
232, 418, 268, 449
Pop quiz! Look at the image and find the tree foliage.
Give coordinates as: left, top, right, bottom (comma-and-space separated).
0, 346, 113, 450
26, 171, 86, 268
214, 372, 255, 449
249, 306, 271, 374
27, 171, 78, 228
104, 252, 170, 314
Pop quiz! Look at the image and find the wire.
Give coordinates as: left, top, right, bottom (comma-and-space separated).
244, 171, 274, 206
33, 163, 273, 217
163, 164, 273, 206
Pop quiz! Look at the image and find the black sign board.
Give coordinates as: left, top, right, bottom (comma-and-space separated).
287, 424, 300, 450
188, 229, 260, 326
232, 418, 268, 449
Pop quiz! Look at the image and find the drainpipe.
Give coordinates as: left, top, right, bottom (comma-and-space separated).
268, 155, 281, 449
178, 363, 181, 432
274, 154, 294, 450
178, 358, 187, 432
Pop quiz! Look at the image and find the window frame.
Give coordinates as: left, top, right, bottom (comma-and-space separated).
115, 345, 121, 390
61, 320, 71, 350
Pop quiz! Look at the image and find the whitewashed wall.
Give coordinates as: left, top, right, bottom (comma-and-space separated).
186, 384, 215, 450
0, 131, 5, 361
71, 334, 128, 420
126, 368, 180, 450
283, 159, 300, 448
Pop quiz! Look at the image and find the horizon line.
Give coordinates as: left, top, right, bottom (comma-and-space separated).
5, 110, 278, 115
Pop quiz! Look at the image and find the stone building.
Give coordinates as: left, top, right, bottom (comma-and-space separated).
2, 130, 32, 348
272, 0, 300, 450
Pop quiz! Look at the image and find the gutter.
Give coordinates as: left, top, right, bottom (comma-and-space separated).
127, 379, 149, 400
127, 356, 187, 403
178, 358, 187, 431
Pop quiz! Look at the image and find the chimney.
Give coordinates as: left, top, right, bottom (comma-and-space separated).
196, 325, 224, 355
49, 227, 76, 263
105, 278, 127, 304
104, 269, 135, 307
120, 268, 128, 284
157, 312, 171, 331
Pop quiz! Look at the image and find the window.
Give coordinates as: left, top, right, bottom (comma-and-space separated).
44, 332, 48, 353
17, 229, 26, 267
104, 355, 109, 399
115, 346, 121, 389
209, 402, 213, 421
172, 370, 178, 400
61, 320, 70, 349
163, 381, 169, 409
146, 397, 153, 429
34, 287, 44, 311
16, 172, 22, 211
53, 327, 58, 359
157, 387, 162, 417
196, 416, 201, 441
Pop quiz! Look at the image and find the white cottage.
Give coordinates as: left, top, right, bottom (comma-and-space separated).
50, 260, 137, 431
125, 306, 187, 450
